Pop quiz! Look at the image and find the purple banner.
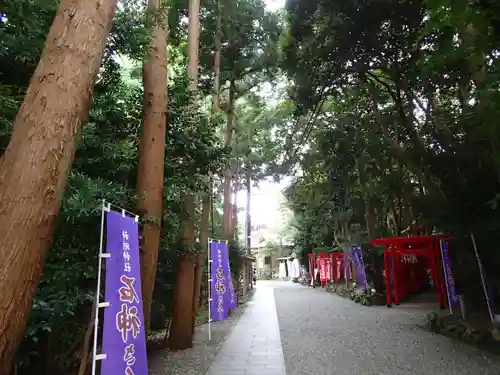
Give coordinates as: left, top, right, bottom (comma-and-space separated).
210, 241, 231, 322
352, 246, 368, 291
221, 245, 237, 309
101, 210, 147, 375
439, 239, 459, 308
344, 247, 351, 281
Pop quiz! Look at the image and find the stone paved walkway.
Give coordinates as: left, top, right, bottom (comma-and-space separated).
204, 284, 286, 375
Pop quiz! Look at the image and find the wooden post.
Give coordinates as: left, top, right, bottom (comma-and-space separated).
169, 253, 196, 350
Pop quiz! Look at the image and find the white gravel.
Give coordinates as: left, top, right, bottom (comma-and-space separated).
273, 282, 500, 375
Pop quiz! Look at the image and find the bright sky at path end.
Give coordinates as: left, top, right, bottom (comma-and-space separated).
236, 0, 287, 238
264, 0, 286, 12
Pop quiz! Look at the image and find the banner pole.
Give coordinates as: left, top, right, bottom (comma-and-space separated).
208, 239, 212, 341
91, 200, 110, 375
226, 239, 232, 305
470, 232, 495, 324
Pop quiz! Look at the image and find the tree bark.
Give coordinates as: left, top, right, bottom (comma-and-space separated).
197, 184, 211, 327
231, 184, 238, 236
0, 0, 117, 372
137, 0, 168, 333
199, 0, 221, 256
245, 167, 251, 249
172, 0, 201, 346
76, 303, 96, 375
188, 0, 203, 338
222, 79, 235, 240
199, 195, 210, 246
211, 0, 221, 114
195, 5, 221, 322
179, 0, 200, 251
355, 157, 376, 239
168, 254, 196, 350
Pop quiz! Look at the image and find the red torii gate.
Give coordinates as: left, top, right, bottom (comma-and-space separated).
370, 234, 450, 308
308, 252, 346, 288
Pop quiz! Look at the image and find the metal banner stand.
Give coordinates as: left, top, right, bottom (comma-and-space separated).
470, 232, 495, 324
91, 200, 139, 375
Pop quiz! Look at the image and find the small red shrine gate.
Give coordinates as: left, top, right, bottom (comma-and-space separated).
307, 252, 346, 288
370, 234, 450, 308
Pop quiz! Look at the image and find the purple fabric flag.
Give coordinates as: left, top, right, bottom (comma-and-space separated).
101, 210, 148, 375
210, 241, 231, 322
352, 246, 368, 291
439, 239, 459, 308
223, 247, 237, 309
343, 247, 351, 281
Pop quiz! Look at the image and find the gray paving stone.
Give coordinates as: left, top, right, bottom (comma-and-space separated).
204, 285, 287, 375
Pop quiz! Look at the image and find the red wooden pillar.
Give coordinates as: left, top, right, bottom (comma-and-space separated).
392, 246, 400, 305
428, 244, 441, 308
312, 254, 316, 288
383, 244, 392, 307
316, 256, 321, 288
329, 253, 334, 282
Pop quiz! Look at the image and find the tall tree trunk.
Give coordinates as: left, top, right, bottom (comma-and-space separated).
355, 157, 376, 239
229, 148, 239, 238
199, 195, 210, 246
76, 303, 96, 375
194, 1, 220, 327
180, 0, 200, 249
210, 178, 216, 234
231, 186, 238, 236
193, 196, 208, 334
179, 0, 201, 252
222, 79, 235, 239
208, 0, 222, 241
200, 0, 221, 248
0, 1, 117, 372
171, 0, 201, 348
137, 0, 168, 333
168, 254, 196, 350
212, 0, 222, 113
245, 167, 251, 249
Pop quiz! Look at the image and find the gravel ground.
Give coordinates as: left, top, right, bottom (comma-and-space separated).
148, 292, 253, 375
274, 283, 500, 375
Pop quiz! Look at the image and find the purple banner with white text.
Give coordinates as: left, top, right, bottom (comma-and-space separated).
352, 246, 368, 291
226, 259, 237, 309
439, 239, 459, 309
101, 210, 148, 375
210, 241, 231, 322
